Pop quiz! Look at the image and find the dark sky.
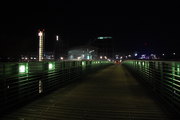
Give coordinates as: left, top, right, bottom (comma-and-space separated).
0, 1, 180, 57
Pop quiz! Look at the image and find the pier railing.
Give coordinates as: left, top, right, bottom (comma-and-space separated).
123, 60, 180, 114
0, 60, 112, 114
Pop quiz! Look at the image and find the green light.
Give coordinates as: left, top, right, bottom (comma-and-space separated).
177, 68, 180, 72
19, 65, 25, 73
177, 65, 180, 75
82, 61, 85, 66
19, 63, 28, 73
49, 62, 55, 70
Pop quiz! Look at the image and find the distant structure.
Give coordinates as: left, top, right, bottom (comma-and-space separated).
68, 46, 98, 60
90, 36, 114, 59
54, 35, 65, 60
38, 29, 45, 61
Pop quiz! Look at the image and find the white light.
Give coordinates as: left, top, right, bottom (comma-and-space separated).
38, 31, 43, 36
25, 57, 28, 60
34, 57, 36, 60
30, 57, 33, 59
120, 56, 123, 59
104, 56, 107, 59
100, 56, 103, 59
134, 53, 138, 56
77, 57, 81, 60
56, 35, 59, 41
89, 50, 94, 53
162, 54, 165, 56
60, 57, 64, 60
128, 55, 131, 57
87, 55, 90, 60
173, 53, 176, 55
49, 63, 53, 70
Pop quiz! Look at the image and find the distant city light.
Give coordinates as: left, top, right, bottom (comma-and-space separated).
100, 56, 103, 59
60, 57, 64, 60
134, 53, 138, 57
87, 55, 90, 59
128, 55, 131, 57
173, 53, 176, 55
140, 54, 146, 59
56, 35, 59, 41
77, 57, 81, 60
97, 36, 112, 39
162, 54, 165, 56
115, 55, 119, 59
89, 50, 94, 53
120, 56, 123, 59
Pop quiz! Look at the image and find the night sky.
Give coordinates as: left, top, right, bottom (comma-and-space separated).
0, 1, 180, 57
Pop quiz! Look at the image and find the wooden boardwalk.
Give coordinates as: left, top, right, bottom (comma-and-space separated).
1, 65, 176, 120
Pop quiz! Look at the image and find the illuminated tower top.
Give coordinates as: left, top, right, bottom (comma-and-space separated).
38, 29, 45, 61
